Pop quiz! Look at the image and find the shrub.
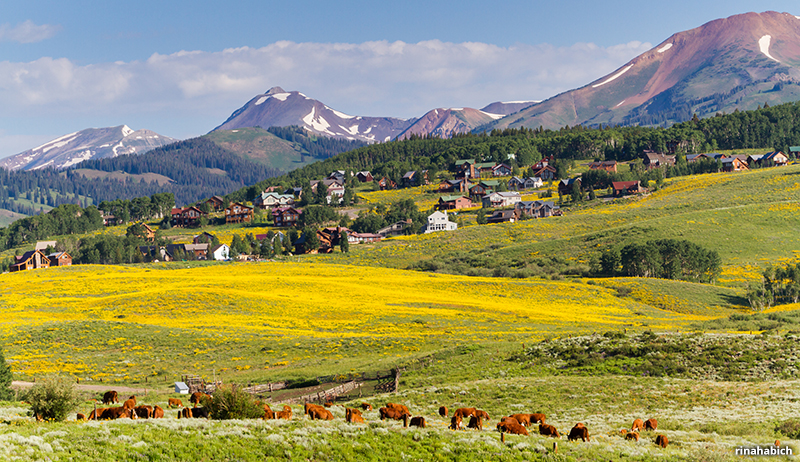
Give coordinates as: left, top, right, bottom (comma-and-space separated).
776, 419, 800, 439
22, 375, 81, 421
205, 385, 264, 420
0, 345, 12, 401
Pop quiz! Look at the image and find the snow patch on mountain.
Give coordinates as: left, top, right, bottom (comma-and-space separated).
480, 111, 504, 120
271, 93, 291, 101
121, 125, 134, 137
33, 132, 79, 153
255, 96, 269, 105
657, 43, 673, 53
759, 35, 780, 62
592, 64, 634, 88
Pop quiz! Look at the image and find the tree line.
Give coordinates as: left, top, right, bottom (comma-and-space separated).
599, 239, 722, 283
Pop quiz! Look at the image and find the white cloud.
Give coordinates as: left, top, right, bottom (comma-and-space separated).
0, 38, 651, 129
0, 20, 60, 44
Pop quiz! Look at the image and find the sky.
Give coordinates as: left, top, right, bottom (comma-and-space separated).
0, 1, 796, 158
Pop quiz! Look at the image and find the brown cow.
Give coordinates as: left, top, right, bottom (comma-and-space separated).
76, 413, 86, 421
385, 402, 410, 415
134, 405, 152, 419
346, 408, 364, 424
530, 413, 546, 425
122, 396, 137, 410
190, 392, 210, 407
152, 406, 164, 419
568, 423, 590, 442
308, 407, 334, 421
304, 402, 323, 416
654, 434, 668, 448
276, 405, 292, 420
625, 431, 640, 442
379, 407, 410, 421
539, 423, 560, 438
449, 414, 462, 430
467, 415, 483, 430
101, 407, 138, 420
475, 410, 490, 421
262, 403, 274, 420
88, 408, 108, 420
453, 407, 477, 419
644, 418, 658, 431
439, 406, 448, 417
168, 398, 183, 408
508, 414, 532, 427
631, 418, 644, 432
497, 420, 528, 436
102, 391, 118, 405
361, 402, 373, 411
409, 416, 426, 428
179, 407, 192, 419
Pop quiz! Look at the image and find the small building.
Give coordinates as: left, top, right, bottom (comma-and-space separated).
492, 163, 513, 177
211, 244, 231, 261
469, 180, 499, 197
516, 200, 559, 218
487, 210, 516, 224
642, 150, 675, 169
174, 382, 190, 394
761, 150, 789, 166
612, 180, 644, 197
437, 195, 474, 210
588, 160, 618, 172
558, 178, 581, 196
356, 171, 373, 183
102, 214, 120, 227
423, 211, 457, 233
205, 195, 225, 211
10, 250, 51, 272
254, 192, 295, 208
193, 232, 216, 244
524, 177, 544, 189
184, 243, 209, 259
482, 191, 521, 208
376, 177, 397, 190
225, 202, 254, 224
47, 252, 72, 267
438, 179, 471, 193
721, 156, 749, 172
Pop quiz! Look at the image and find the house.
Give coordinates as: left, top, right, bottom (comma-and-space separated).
272, 207, 302, 227
310, 178, 343, 192
327, 170, 346, 183
184, 243, 209, 259
487, 210, 516, 224
469, 180, 499, 197
532, 165, 557, 181
437, 195, 474, 210
10, 250, 51, 272
508, 176, 525, 190
686, 153, 726, 163
102, 214, 120, 227
524, 177, 544, 189
210, 244, 231, 261
588, 160, 618, 173
516, 200, 559, 218
558, 178, 581, 196
35, 241, 57, 252
474, 162, 495, 177
510, 177, 543, 190
326, 183, 345, 204
225, 202, 254, 224
454, 159, 476, 179
642, 150, 675, 169
140, 223, 156, 240
254, 192, 295, 208
47, 252, 72, 267
193, 232, 216, 244
171, 206, 205, 227
438, 179, 471, 193
492, 163, 513, 177
376, 176, 397, 190
138, 246, 173, 262
205, 195, 225, 211
423, 211, 458, 233
347, 231, 382, 244
377, 220, 412, 237
482, 191, 521, 208
356, 171, 374, 183
721, 156, 749, 172
612, 180, 644, 197
284, 187, 303, 198
761, 150, 789, 166
402, 171, 420, 187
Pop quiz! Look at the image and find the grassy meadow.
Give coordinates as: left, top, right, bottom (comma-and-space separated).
2, 164, 800, 460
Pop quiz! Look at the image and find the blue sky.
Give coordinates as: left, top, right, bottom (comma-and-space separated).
0, 1, 796, 157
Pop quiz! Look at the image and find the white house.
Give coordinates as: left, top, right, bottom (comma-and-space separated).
482, 191, 522, 208
524, 177, 543, 189
424, 211, 458, 233
210, 244, 231, 261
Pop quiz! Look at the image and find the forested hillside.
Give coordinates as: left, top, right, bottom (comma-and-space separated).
228, 101, 800, 201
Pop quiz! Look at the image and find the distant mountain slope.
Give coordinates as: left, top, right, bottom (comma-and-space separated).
480, 101, 539, 115
482, 11, 800, 131
0, 125, 177, 171
396, 107, 505, 139
213, 87, 415, 143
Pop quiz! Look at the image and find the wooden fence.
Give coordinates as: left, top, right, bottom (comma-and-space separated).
279, 380, 362, 404
242, 382, 287, 395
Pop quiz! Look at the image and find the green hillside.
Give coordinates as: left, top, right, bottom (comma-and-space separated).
203, 127, 312, 171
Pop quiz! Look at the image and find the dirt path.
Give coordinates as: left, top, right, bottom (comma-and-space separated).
12, 381, 166, 395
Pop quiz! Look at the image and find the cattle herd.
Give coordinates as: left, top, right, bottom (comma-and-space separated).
76, 390, 669, 449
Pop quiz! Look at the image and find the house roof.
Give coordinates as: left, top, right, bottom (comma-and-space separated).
478, 180, 500, 187
439, 195, 468, 202
612, 181, 640, 189
402, 171, 416, 179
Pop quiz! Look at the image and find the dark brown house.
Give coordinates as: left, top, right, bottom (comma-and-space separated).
10, 250, 50, 272
225, 202, 254, 224
171, 206, 205, 227
612, 181, 644, 196
48, 252, 72, 267
272, 207, 302, 227
205, 195, 225, 211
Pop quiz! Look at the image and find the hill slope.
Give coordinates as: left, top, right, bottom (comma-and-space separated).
482, 11, 800, 131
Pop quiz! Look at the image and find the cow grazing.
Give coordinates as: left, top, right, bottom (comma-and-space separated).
625, 431, 640, 442
410, 416, 426, 428
568, 423, 590, 442
152, 406, 164, 419
438, 406, 448, 417
654, 434, 668, 448
346, 408, 364, 424
134, 405, 153, 419
168, 398, 183, 408
262, 403, 274, 419
101, 407, 138, 420
508, 414, 532, 427
304, 402, 322, 416
379, 407, 410, 421
497, 420, 528, 436
530, 413, 546, 425
631, 418, 644, 432
449, 414, 462, 430
88, 408, 108, 420
309, 407, 334, 421
179, 407, 192, 419
453, 407, 477, 419
102, 391, 119, 405
475, 410, 490, 421
644, 418, 658, 431
385, 402, 410, 415
190, 407, 209, 419
76, 413, 86, 421
122, 396, 137, 410
467, 416, 483, 430
190, 392, 211, 407
539, 423, 560, 438
276, 405, 292, 420
361, 402, 373, 411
